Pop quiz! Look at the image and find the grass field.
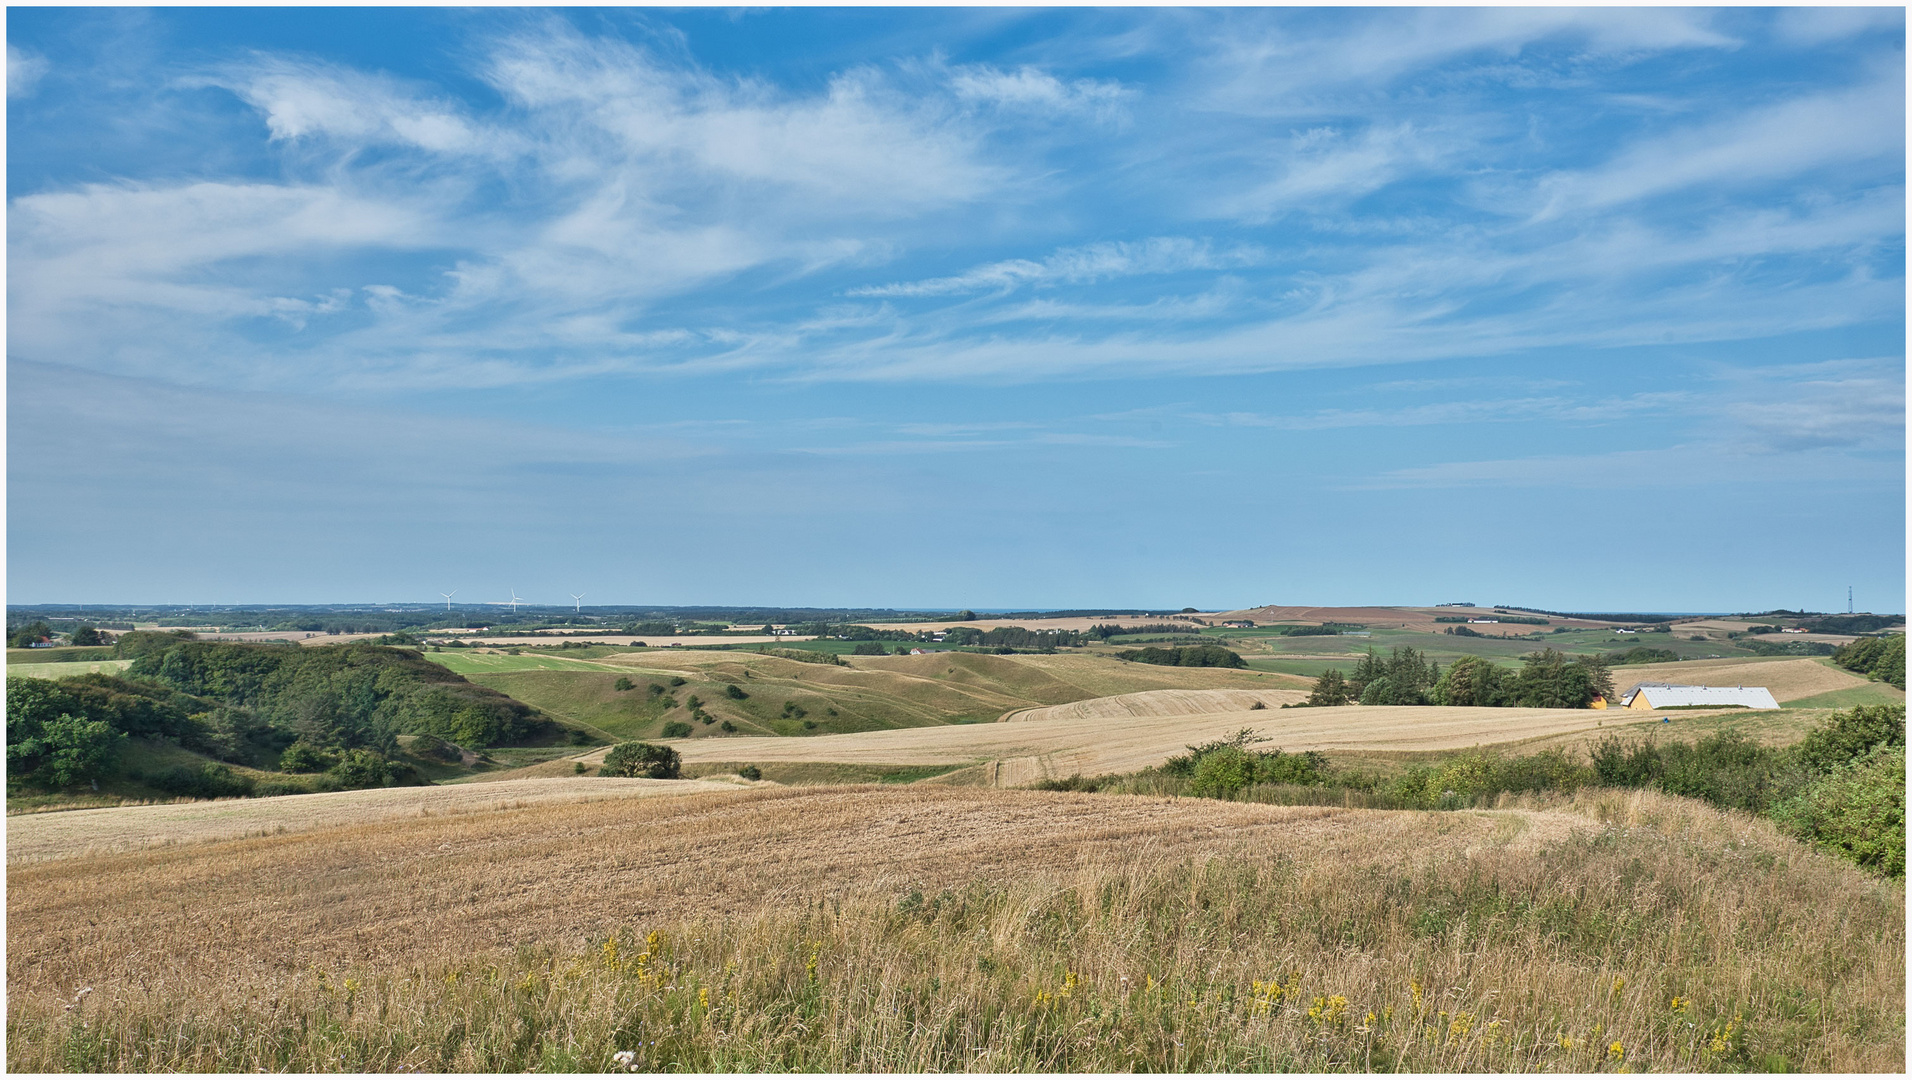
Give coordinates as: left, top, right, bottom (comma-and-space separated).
8, 784, 1900, 1071
4, 658, 134, 680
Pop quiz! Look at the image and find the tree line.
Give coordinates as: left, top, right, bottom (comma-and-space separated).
1833, 635, 1906, 690
1300, 647, 1613, 709
7, 641, 563, 797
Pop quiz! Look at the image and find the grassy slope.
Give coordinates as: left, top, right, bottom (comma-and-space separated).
8, 785, 1901, 1072
458, 649, 1307, 743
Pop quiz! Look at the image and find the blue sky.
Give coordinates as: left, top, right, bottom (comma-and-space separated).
7, 7, 1905, 612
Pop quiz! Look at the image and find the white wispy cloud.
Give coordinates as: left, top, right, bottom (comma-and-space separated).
850, 237, 1263, 298
201, 56, 497, 154
947, 63, 1127, 120
1529, 73, 1904, 217
8, 44, 50, 98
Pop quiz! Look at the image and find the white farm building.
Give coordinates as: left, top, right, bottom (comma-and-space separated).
1618, 683, 1780, 710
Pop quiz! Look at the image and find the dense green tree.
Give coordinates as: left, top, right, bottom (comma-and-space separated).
1832, 635, 1907, 690
602, 741, 682, 779
1305, 669, 1351, 706
1350, 648, 1437, 705
1511, 648, 1612, 709
1431, 655, 1509, 707
69, 625, 106, 647
9, 621, 53, 648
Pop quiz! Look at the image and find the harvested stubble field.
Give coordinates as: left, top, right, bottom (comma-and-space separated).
4, 777, 749, 864
1612, 657, 1884, 703
644, 703, 1669, 787
7, 784, 1900, 1072
1005, 687, 1304, 722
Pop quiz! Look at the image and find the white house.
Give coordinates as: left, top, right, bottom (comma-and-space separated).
1618, 683, 1780, 710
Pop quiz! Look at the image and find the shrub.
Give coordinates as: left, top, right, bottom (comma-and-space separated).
602, 741, 681, 779
738, 764, 762, 780
277, 740, 336, 773
328, 749, 422, 789
669, 677, 687, 687
1793, 704, 1905, 774
149, 763, 255, 799
613, 677, 634, 692
725, 684, 748, 699
661, 721, 693, 738
720, 721, 737, 733
1771, 745, 1905, 878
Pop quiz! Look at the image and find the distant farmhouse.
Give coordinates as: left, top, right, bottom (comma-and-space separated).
1619, 683, 1780, 710
1220, 620, 1255, 628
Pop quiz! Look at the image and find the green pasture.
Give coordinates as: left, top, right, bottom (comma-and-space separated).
425, 650, 628, 674
1783, 683, 1906, 710
7, 658, 135, 679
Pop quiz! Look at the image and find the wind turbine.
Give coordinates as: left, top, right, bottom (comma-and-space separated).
507, 589, 523, 614
440, 589, 457, 612
571, 592, 585, 613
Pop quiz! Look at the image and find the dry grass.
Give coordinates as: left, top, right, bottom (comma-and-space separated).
8, 785, 1900, 1071
639, 704, 1668, 787
1612, 657, 1879, 703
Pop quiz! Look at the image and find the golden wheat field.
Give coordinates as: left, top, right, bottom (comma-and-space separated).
7, 783, 1902, 1072
644, 703, 1668, 786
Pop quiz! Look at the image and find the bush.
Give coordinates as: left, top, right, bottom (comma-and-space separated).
149, 763, 255, 799
661, 721, 693, 738
720, 721, 737, 733
328, 749, 423, 789
1793, 704, 1905, 774
1770, 745, 1905, 878
277, 740, 336, 773
851, 642, 888, 655
738, 764, 762, 780
725, 684, 748, 699
602, 741, 682, 779
614, 677, 635, 691
1166, 730, 1329, 798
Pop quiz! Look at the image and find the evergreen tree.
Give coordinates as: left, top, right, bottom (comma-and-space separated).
1306, 669, 1351, 706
